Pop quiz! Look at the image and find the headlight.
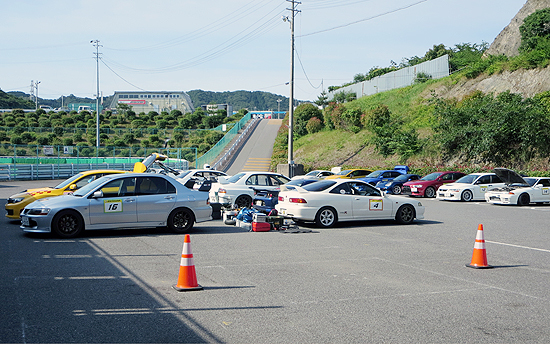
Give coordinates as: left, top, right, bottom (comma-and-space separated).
412, 184, 423, 188
450, 189, 460, 192
8, 197, 25, 203
27, 208, 51, 216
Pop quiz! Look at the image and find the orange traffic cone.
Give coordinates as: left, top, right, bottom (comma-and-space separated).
173, 234, 203, 291
466, 224, 493, 269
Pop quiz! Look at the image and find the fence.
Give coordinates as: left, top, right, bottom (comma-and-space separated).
0, 145, 195, 181
196, 113, 252, 169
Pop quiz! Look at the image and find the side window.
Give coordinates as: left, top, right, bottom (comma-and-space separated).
256, 175, 269, 186
454, 173, 465, 180
409, 175, 420, 181
246, 175, 257, 185
99, 179, 124, 198
539, 179, 550, 187
391, 172, 401, 178
477, 175, 491, 184
330, 183, 352, 195
354, 182, 381, 197
441, 173, 453, 181
137, 177, 168, 195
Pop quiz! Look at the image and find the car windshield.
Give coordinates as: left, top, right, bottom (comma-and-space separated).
73, 176, 110, 197
336, 170, 351, 176
421, 172, 444, 181
455, 174, 480, 184
393, 174, 410, 182
365, 171, 383, 178
305, 170, 321, 176
54, 173, 85, 189
302, 180, 337, 192
226, 172, 245, 183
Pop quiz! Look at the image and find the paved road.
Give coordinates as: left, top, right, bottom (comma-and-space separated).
225, 119, 282, 175
1, 182, 549, 343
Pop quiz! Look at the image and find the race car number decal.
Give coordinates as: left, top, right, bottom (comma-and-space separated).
543, 188, 549, 195
369, 199, 383, 211
104, 199, 123, 213
480, 186, 487, 193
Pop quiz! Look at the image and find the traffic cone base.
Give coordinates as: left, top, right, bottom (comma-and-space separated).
466, 224, 493, 269
173, 234, 204, 292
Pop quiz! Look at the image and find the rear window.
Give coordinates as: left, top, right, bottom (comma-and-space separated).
302, 180, 336, 192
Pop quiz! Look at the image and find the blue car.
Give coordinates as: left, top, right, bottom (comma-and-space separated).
376, 174, 422, 195
359, 165, 410, 186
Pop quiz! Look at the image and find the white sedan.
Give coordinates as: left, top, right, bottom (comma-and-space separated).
275, 179, 425, 228
436, 173, 505, 202
209, 171, 291, 208
20, 173, 212, 238
485, 168, 550, 205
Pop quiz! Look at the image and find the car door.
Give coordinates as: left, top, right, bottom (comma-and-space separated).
348, 182, 393, 219
89, 177, 138, 225
473, 175, 493, 199
532, 178, 550, 202
136, 176, 177, 223
327, 183, 354, 220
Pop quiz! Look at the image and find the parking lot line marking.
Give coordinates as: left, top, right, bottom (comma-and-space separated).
486, 240, 550, 253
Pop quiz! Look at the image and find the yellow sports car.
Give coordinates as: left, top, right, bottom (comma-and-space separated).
5, 153, 167, 220
324, 168, 373, 180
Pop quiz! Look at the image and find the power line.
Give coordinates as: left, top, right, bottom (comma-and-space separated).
298, 0, 428, 37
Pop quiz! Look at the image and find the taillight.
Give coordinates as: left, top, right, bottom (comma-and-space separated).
289, 198, 307, 204
278, 196, 284, 202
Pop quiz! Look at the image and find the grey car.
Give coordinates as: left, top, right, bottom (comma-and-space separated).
20, 173, 212, 238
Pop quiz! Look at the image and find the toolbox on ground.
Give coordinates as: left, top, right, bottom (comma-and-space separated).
252, 222, 271, 232
266, 215, 284, 229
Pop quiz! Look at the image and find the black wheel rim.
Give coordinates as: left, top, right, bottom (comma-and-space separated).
426, 188, 435, 197
400, 206, 413, 223
59, 214, 79, 234
173, 211, 190, 229
236, 197, 250, 208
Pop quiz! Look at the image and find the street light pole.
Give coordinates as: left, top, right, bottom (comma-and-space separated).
285, 0, 300, 176
277, 98, 282, 118
91, 40, 102, 151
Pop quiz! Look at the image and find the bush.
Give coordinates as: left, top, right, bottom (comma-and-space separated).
306, 117, 323, 134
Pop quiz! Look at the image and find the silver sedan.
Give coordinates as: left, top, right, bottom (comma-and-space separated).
20, 173, 212, 238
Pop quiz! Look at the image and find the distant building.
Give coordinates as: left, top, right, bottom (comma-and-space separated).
201, 103, 233, 117
108, 91, 194, 114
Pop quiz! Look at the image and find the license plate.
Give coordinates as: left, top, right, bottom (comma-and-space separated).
280, 208, 286, 215
21, 216, 29, 226
255, 200, 263, 206
411, 187, 418, 192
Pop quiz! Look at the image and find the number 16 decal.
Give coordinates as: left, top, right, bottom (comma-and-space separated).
104, 199, 123, 213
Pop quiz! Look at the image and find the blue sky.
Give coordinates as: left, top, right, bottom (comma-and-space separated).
1, 0, 526, 104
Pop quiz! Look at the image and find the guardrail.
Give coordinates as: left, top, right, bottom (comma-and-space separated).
0, 160, 188, 181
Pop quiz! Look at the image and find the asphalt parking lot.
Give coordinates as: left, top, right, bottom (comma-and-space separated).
1, 180, 549, 343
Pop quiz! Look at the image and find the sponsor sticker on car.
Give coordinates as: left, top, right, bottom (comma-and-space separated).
369, 199, 383, 211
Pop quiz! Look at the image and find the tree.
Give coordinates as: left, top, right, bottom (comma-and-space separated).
519, 8, 550, 53
293, 103, 322, 138
314, 90, 329, 109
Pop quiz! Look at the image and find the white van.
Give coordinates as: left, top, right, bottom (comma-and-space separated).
78, 106, 92, 112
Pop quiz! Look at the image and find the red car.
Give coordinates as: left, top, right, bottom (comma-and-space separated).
402, 171, 465, 198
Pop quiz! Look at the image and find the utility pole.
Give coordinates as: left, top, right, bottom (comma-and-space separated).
91, 40, 102, 150
284, 0, 300, 177
34, 81, 41, 110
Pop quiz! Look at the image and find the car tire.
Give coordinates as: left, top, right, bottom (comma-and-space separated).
395, 204, 415, 224
392, 185, 402, 194
52, 210, 84, 239
315, 207, 337, 228
517, 193, 530, 206
424, 186, 436, 198
461, 190, 473, 202
167, 208, 195, 233
235, 195, 252, 208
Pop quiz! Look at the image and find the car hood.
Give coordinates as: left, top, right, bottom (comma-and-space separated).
493, 168, 527, 186
25, 194, 78, 209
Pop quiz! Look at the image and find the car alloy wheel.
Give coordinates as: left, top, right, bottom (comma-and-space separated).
395, 204, 415, 224
461, 190, 473, 202
52, 210, 84, 239
235, 195, 252, 209
517, 193, 530, 206
425, 187, 436, 198
168, 208, 195, 233
315, 207, 336, 228
392, 185, 402, 194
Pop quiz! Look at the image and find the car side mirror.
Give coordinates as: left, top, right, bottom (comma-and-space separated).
92, 190, 103, 198
69, 184, 77, 190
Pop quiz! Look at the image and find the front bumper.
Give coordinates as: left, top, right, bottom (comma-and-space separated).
437, 189, 460, 201
20, 213, 53, 233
